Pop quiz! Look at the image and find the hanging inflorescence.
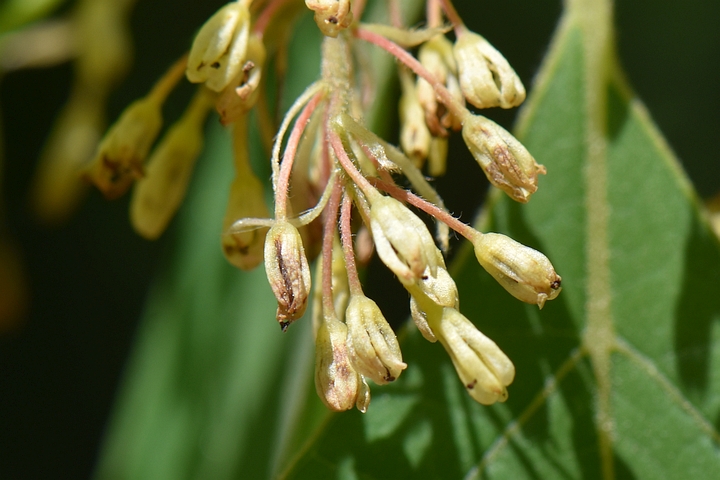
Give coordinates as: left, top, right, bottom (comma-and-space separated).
78, 0, 562, 412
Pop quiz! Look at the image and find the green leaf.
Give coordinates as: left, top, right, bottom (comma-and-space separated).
279, 2, 720, 479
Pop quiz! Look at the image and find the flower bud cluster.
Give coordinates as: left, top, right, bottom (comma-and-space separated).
72, 0, 563, 415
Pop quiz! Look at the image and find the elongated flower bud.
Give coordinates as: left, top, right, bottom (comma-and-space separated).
415, 264, 459, 310
369, 195, 439, 285
311, 238, 350, 337
462, 114, 546, 203
428, 136, 448, 177
399, 68, 431, 165
417, 35, 463, 136
30, 89, 101, 223
264, 220, 312, 330
409, 296, 437, 343
436, 308, 515, 405
405, 257, 457, 343
187, 2, 251, 92
130, 90, 211, 239
453, 29, 525, 109
222, 177, 269, 270
84, 96, 162, 199
222, 119, 270, 270
472, 232, 561, 309
345, 295, 406, 384
215, 34, 266, 125
306, 0, 353, 38
315, 313, 361, 411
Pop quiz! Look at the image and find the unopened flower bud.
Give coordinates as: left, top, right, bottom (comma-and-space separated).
417, 35, 463, 136
264, 220, 312, 330
436, 308, 515, 405
315, 314, 360, 411
187, 2, 251, 92
473, 232, 562, 309
311, 238, 349, 337
216, 34, 266, 125
428, 136, 448, 177
415, 264, 459, 310
345, 295, 407, 385
453, 29, 525, 109
354, 225, 375, 267
306, 0, 353, 38
462, 114, 546, 203
223, 120, 270, 270
130, 90, 211, 239
409, 296, 437, 343
30, 90, 101, 224
84, 96, 162, 199
369, 195, 439, 285
222, 176, 269, 270
405, 255, 456, 344
399, 69, 431, 166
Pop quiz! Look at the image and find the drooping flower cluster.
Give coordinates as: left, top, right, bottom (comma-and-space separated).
68, 0, 562, 412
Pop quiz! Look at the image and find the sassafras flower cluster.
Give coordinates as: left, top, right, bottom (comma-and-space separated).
68, 0, 562, 412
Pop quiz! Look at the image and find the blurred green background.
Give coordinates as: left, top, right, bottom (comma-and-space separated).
0, 0, 718, 478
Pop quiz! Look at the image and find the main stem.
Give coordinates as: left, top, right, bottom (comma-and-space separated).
569, 0, 616, 478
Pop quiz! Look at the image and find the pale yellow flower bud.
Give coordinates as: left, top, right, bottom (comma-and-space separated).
428, 136, 448, 177
221, 176, 269, 271
215, 34, 266, 125
222, 119, 270, 270
462, 114, 546, 203
415, 265, 459, 310
186, 2, 251, 92
405, 255, 457, 344
30, 89, 101, 224
311, 238, 350, 338
436, 308, 515, 405
345, 295, 407, 385
84, 96, 163, 199
305, 0, 353, 38
369, 195, 439, 285
409, 296, 438, 343
453, 29, 525, 109
399, 69, 431, 166
473, 232, 562, 309
264, 220, 312, 330
75, 0, 132, 88
416, 35, 463, 136
314, 313, 361, 411
130, 90, 211, 240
